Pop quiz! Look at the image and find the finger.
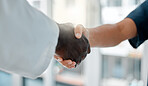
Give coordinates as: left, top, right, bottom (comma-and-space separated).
57, 59, 76, 68
54, 55, 63, 61
55, 56, 74, 68
62, 60, 72, 65
74, 24, 83, 39
71, 66, 76, 68
62, 60, 76, 69
71, 62, 76, 68
54, 55, 58, 59
75, 24, 89, 39
60, 60, 72, 67
71, 62, 76, 66
67, 62, 76, 68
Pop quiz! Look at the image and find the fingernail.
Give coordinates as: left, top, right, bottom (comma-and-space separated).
76, 33, 81, 38
57, 59, 62, 61
68, 61, 72, 64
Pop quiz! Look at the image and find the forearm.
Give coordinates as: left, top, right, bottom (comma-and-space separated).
88, 18, 137, 47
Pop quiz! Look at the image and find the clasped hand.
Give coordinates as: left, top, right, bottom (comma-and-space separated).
54, 23, 90, 68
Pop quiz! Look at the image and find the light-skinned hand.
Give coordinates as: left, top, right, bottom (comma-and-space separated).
54, 24, 90, 69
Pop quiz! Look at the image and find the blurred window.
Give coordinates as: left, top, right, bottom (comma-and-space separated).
0, 71, 12, 86
23, 78, 43, 86
66, 0, 75, 8
107, 0, 122, 7
100, 0, 143, 85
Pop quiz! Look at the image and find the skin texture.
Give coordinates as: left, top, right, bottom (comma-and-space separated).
55, 23, 90, 67
75, 18, 137, 47
57, 18, 137, 68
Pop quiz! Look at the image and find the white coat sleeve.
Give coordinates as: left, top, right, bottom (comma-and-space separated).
0, 0, 59, 78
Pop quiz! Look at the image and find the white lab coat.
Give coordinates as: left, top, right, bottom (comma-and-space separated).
0, 0, 59, 78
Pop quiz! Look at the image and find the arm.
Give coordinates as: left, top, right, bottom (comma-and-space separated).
75, 0, 148, 48
75, 18, 137, 47
0, 0, 59, 78
0, 0, 77, 78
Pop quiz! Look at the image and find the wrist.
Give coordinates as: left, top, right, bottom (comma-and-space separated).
88, 28, 94, 47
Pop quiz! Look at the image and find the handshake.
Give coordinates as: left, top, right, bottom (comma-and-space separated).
55, 23, 90, 68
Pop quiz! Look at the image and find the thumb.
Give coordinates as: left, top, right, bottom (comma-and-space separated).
74, 24, 84, 39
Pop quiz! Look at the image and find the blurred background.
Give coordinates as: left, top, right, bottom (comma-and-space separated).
0, 0, 147, 86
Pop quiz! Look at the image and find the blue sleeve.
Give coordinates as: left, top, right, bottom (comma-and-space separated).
127, 0, 148, 48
